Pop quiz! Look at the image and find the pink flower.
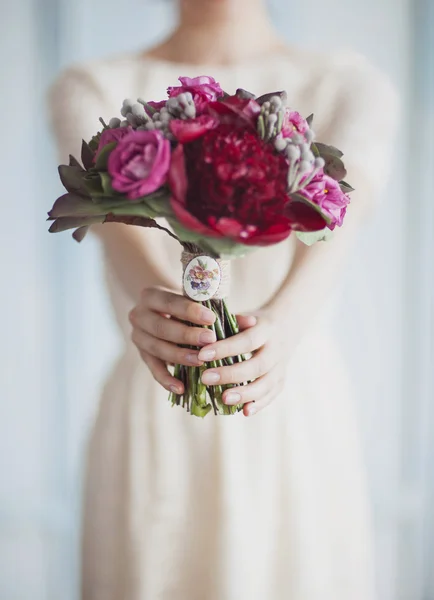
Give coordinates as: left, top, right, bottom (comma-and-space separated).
298, 172, 350, 229
168, 76, 224, 114
282, 109, 309, 139
108, 130, 170, 199
169, 115, 218, 142
147, 100, 167, 113
95, 127, 131, 158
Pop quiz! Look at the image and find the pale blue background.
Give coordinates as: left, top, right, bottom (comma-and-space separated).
1, 1, 433, 599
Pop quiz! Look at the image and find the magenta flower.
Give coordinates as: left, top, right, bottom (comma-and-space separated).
95, 127, 131, 159
168, 76, 224, 114
147, 100, 167, 112
108, 130, 170, 199
282, 109, 309, 139
299, 172, 350, 229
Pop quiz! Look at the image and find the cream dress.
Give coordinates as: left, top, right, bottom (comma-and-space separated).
50, 48, 398, 600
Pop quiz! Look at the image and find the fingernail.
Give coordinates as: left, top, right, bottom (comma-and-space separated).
169, 385, 182, 394
198, 331, 216, 345
185, 353, 201, 364
198, 349, 216, 361
224, 392, 241, 405
200, 308, 215, 324
201, 370, 220, 384
247, 405, 257, 417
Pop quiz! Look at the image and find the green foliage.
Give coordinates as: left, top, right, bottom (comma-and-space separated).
296, 228, 334, 245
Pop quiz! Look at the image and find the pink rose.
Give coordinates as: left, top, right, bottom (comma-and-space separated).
108, 130, 170, 199
282, 109, 309, 139
168, 76, 224, 114
169, 115, 218, 142
95, 127, 131, 159
299, 172, 350, 229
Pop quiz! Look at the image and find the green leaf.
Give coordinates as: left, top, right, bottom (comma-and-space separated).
323, 155, 347, 182
99, 172, 115, 196
83, 173, 106, 197
49, 215, 105, 233
58, 165, 90, 196
140, 192, 173, 218
48, 193, 95, 218
72, 226, 90, 242
69, 155, 83, 169
315, 142, 344, 158
48, 192, 128, 218
296, 228, 334, 246
235, 88, 256, 100
81, 140, 95, 170
168, 220, 256, 259
94, 142, 116, 171
306, 113, 314, 128
340, 180, 355, 193
311, 142, 320, 158
256, 91, 288, 106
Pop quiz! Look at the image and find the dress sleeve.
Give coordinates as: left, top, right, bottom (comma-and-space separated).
48, 66, 109, 164
324, 53, 400, 207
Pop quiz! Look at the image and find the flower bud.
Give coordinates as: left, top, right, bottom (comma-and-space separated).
274, 136, 287, 152
314, 157, 326, 169
109, 117, 121, 129
183, 104, 196, 119
286, 145, 301, 162
120, 120, 129, 128
298, 160, 312, 173
270, 96, 282, 110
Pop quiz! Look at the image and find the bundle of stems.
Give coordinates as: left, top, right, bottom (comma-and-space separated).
169, 298, 247, 417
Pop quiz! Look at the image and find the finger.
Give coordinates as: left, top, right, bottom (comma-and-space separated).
201, 347, 275, 386
235, 314, 258, 331
139, 350, 184, 394
142, 288, 215, 325
132, 328, 204, 366
131, 310, 216, 347
243, 394, 275, 417
197, 321, 267, 362
222, 372, 273, 405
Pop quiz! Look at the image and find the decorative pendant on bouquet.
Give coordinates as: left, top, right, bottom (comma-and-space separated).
182, 253, 230, 301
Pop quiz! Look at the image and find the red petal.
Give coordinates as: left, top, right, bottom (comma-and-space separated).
241, 222, 293, 246
169, 145, 220, 237
285, 201, 328, 232
170, 116, 217, 143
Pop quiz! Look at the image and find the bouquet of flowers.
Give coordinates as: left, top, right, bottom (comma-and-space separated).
48, 75, 353, 417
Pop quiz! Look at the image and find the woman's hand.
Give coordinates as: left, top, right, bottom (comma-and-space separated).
129, 287, 218, 394
197, 309, 287, 418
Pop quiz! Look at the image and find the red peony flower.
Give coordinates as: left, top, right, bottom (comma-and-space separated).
207, 95, 261, 129
169, 124, 326, 246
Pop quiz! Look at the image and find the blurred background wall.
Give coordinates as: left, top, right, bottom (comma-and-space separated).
0, 0, 433, 599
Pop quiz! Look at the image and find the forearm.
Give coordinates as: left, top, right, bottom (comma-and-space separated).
93, 223, 179, 303
264, 195, 365, 343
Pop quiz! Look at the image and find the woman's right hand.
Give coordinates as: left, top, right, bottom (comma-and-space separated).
128, 287, 217, 394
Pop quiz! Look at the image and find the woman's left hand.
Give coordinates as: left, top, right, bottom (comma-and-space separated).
197, 309, 287, 417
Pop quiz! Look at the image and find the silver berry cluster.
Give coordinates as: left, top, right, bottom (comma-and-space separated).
166, 92, 196, 120
274, 127, 325, 193
257, 96, 285, 141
